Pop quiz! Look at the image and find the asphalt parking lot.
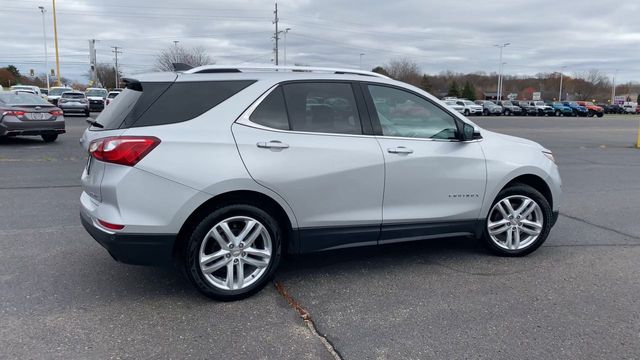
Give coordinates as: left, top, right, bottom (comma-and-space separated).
1, 114, 639, 359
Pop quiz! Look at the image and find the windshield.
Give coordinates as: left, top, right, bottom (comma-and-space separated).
502, 101, 512, 106
485, 101, 496, 106
62, 93, 85, 99
0, 92, 50, 105
534, 101, 545, 106
86, 89, 108, 97
567, 102, 578, 106
585, 102, 595, 106
49, 87, 73, 96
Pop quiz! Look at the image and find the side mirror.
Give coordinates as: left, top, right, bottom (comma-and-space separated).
461, 123, 481, 141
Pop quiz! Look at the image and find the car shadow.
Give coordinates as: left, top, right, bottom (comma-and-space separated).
0, 136, 47, 145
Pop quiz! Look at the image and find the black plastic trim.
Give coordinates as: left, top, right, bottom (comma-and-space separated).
80, 212, 175, 266
294, 219, 482, 254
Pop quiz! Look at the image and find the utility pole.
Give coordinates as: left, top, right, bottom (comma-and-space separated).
611, 69, 618, 105
494, 43, 510, 101
89, 40, 97, 86
38, 6, 50, 90
52, 0, 61, 85
111, 46, 122, 88
558, 66, 566, 102
273, 2, 279, 65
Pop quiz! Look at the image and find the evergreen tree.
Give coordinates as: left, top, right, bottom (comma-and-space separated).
420, 75, 432, 92
447, 81, 460, 98
461, 81, 476, 101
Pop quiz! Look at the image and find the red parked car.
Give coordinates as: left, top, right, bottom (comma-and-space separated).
576, 101, 604, 117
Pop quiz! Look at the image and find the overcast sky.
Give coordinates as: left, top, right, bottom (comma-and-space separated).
2, 0, 639, 84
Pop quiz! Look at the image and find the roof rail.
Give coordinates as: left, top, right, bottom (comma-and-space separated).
183, 65, 390, 79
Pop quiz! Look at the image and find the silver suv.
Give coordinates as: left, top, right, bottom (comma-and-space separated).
80, 66, 562, 300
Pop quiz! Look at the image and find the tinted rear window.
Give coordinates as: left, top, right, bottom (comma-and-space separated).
62, 93, 85, 99
0, 92, 50, 105
93, 80, 254, 130
131, 80, 254, 128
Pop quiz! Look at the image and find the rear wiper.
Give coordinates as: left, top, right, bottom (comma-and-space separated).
85, 119, 104, 128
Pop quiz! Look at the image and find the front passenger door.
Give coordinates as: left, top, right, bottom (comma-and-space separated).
364, 84, 486, 241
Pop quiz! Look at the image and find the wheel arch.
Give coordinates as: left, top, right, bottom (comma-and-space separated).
173, 189, 298, 261
502, 174, 553, 210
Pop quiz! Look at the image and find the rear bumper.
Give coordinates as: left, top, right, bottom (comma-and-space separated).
0, 118, 65, 136
80, 210, 176, 266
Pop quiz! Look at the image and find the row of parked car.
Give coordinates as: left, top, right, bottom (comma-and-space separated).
443, 97, 640, 117
7, 85, 121, 115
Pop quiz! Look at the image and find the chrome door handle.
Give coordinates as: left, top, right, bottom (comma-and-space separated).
257, 140, 289, 149
387, 146, 413, 154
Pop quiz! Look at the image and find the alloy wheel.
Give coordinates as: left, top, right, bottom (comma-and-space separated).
487, 195, 543, 250
199, 216, 272, 291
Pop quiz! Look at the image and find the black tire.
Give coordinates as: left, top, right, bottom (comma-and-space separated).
555, 110, 561, 117
505, 110, 511, 116
85, 110, 90, 117
596, 113, 603, 118
464, 109, 470, 116
41, 134, 58, 142
483, 109, 489, 116
185, 203, 283, 301
481, 184, 553, 257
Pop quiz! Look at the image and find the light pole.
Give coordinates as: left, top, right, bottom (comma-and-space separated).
558, 66, 566, 102
494, 43, 510, 100
38, 6, 50, 90
283, 28, 290, 66
359, 53, 365, 69
499, 62, 507, 100
611, 69, 618, 105
52, 0, 61, 85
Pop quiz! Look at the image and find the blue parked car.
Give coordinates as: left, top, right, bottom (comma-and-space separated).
562, 101, 589, 117
546, 101, 574, 117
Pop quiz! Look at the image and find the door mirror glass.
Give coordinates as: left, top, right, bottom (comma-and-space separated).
461, 123, 480, 141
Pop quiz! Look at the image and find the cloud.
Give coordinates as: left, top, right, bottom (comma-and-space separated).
1, 0, 638, 83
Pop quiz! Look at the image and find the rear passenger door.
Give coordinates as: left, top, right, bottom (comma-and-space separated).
232, 82, 385, 252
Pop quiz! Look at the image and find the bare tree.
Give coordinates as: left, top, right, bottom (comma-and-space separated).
154, 45, 213, 71
573, 69, 609, 100
385, 58, 422, 86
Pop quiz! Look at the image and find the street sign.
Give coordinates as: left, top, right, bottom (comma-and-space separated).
532, 92, 541, 101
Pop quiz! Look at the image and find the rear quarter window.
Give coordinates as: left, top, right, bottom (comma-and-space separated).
93, 80, 254, 130
131, 80, 255, 128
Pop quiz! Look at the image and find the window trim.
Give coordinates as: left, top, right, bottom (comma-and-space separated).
361, 82, 465, 142
236, 80, 375, 138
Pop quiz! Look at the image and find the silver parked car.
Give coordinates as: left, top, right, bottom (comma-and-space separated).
80, 65, 562, 300
58, 91, 90, 117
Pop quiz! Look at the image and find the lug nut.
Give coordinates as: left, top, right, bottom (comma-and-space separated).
239, 243, 244, 248
229, 244, 234, 249
233, 259, 239, 264
225, 253, 231, 258
241, 252, 246, 257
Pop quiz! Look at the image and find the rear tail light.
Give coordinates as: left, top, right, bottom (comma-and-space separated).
97, 219, 125, 230
2, 110, 26, 116
49, 110, 63, 116
89, 136, 160, 167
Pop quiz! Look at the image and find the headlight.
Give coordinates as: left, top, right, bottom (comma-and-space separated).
543, 151, 556, 164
